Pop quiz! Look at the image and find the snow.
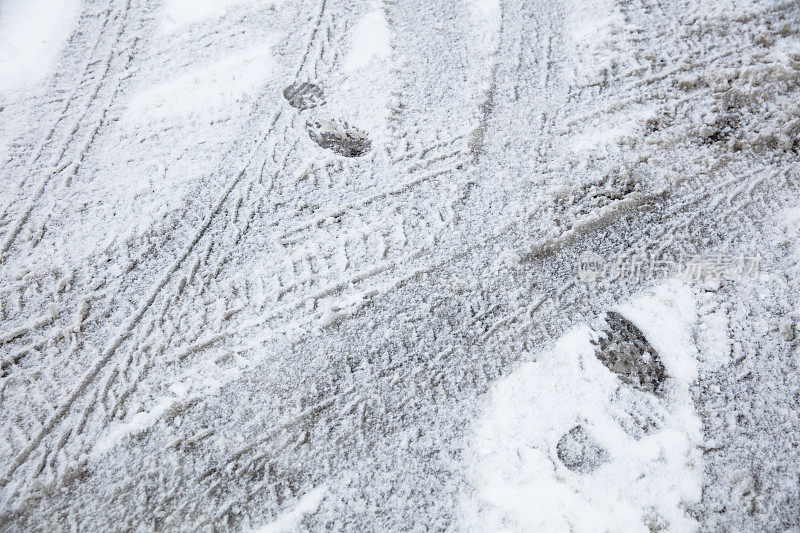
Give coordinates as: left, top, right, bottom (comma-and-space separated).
468, 0, 500, 63
783, 206, 800, 227
462, 283, 706, 531
92, 360, 242, 457
619, 283, 699, 384
159, 0, 283, 35
0, 0, 80, 93
125, 44, 275, 122
561, 0, 624, 89
343, 6, 391, 73
471, 0, 500, 46
92, 396, 177, 457
65, 38, 279, 258
565, 0, 619, 43
250, 485, 327, 533
2, 0, 799, 528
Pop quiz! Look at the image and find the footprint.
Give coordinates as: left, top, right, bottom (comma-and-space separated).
610, 387, 667, 439
556, 425, 609, 473
306, 119, 371, 157
593, 310, 667, 393
461, 282, 707, 532
283, 82, 326, 110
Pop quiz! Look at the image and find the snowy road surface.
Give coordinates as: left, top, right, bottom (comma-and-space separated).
1, 0, 799, 530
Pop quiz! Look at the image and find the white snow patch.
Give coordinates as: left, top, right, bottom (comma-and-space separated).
462, 281, 704, 532
472, 0, 500, 31
334, 4, 393, 153
91, 362, 241, 457
781, 205, 800, 286
92, 396, 177, 456
562, 0, 625, 87
566, 105, 659, 161
783, 206, 800, 227
125, 43, 275, 122
159, 0, 283, 35
570, 123, 634, 153
618, 282, 699, 384
466, 0, 500, 147
45, 38, 279, 265
469, 0, 500, 55
0, 0, 80, 93
695, 306, 731, 371
565, 0, 620, 42
0, 131, 8, 168
250, 485, 327, 533
343, 6, 391, 73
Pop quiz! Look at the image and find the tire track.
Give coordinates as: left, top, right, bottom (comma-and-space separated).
34, 154, 795, 531
0, 0, 365, 502
3, 0, 797, 528
0, 0, 143, 261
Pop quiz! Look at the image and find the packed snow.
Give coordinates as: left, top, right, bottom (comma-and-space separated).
343, 5, 390, 73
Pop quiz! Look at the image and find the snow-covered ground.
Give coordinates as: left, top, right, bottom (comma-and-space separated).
0, 0, 798, 530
